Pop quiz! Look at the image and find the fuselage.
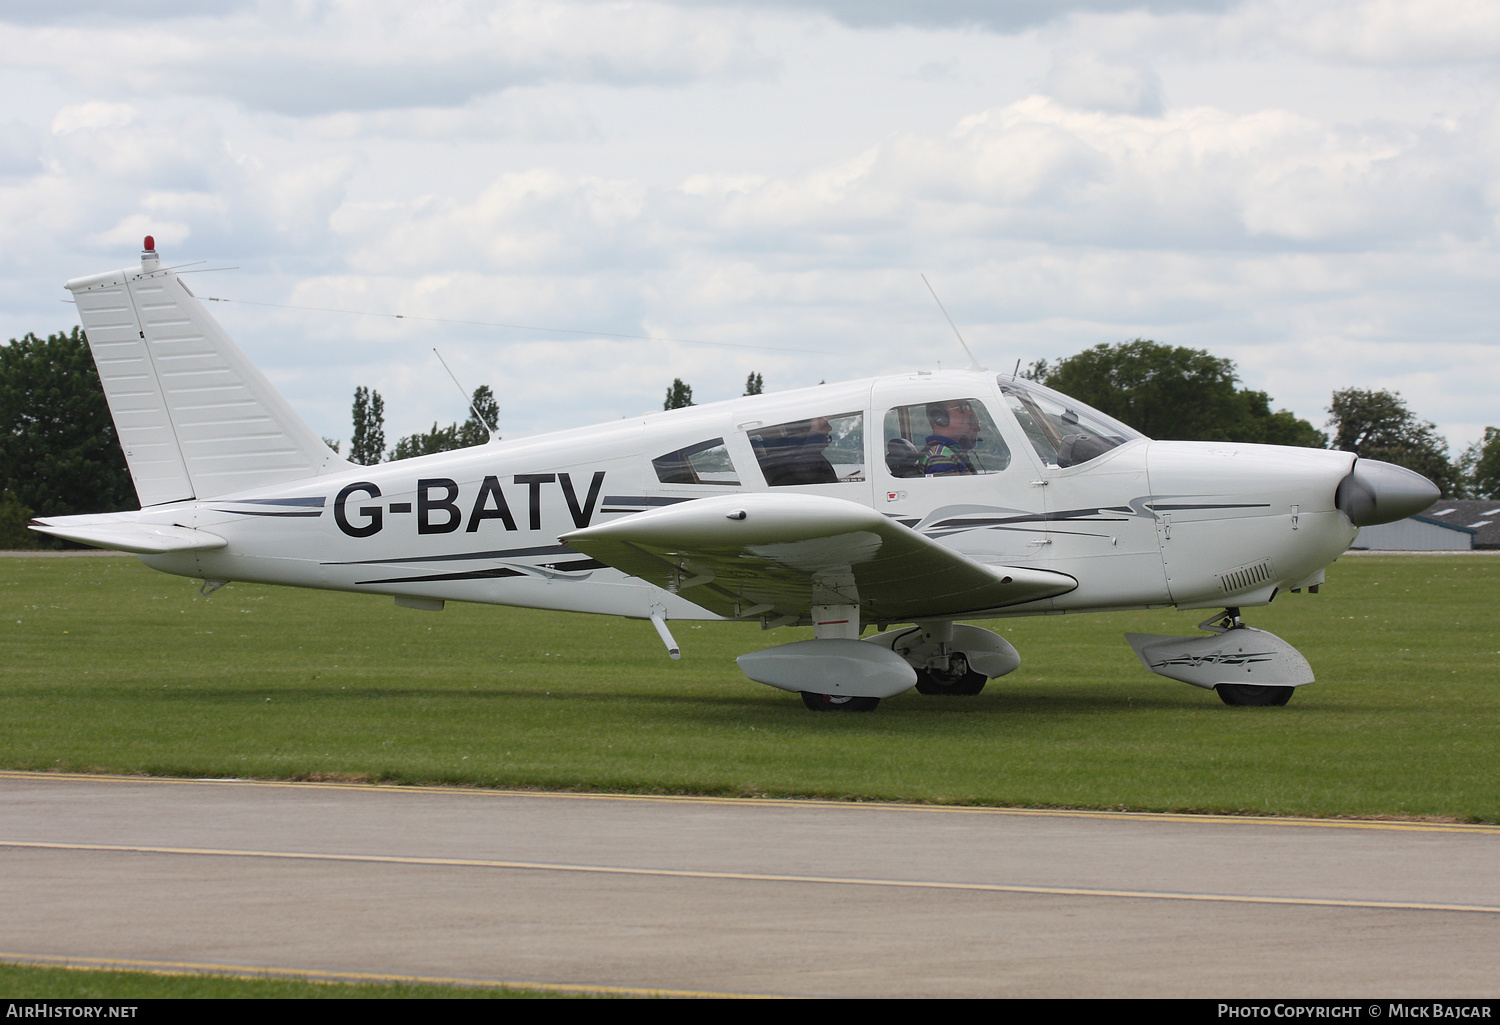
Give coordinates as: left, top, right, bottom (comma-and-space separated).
90, 368, 1359, 624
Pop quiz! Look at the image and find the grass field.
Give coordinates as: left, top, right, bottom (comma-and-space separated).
2, 553, 1496, 819
0, 962, 566, 998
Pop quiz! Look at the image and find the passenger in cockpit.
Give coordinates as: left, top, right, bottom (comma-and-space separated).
757, 416, 839, 486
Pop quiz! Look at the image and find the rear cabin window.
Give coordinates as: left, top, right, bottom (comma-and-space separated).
652, 438, 740, 485
749, 412, 864, 486
883, 398, 1011, 478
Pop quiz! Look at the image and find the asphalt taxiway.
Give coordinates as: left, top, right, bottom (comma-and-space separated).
2, 771, 1497, 997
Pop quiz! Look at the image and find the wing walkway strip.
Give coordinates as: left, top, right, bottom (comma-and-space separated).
5, 839, 1497, 915
0, 951, 769, 999
2, 772, 1496, 835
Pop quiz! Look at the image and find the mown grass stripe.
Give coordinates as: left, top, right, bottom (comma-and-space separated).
4, 555, 1497, 821
0, 952, 764, 998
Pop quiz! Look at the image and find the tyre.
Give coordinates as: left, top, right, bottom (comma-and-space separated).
912, 652, 986, 696
799, 692, 881, 712
1215, 684, 1295, 706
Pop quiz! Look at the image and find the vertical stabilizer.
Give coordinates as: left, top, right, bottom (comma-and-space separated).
66, 243, 350, 506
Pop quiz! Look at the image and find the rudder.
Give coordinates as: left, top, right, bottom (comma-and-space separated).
67, 241, 349, 507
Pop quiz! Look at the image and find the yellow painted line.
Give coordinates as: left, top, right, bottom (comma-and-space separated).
0, 951, 768, 999
1, 770, 1497, 834
6, 838, 1499, 916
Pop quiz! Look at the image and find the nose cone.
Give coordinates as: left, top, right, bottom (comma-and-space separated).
1335, 459, 1440, 526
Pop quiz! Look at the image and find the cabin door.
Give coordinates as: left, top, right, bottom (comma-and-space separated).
871, 377, 1049, 566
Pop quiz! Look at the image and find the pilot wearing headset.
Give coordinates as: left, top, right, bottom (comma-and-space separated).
918, 399, 981, 476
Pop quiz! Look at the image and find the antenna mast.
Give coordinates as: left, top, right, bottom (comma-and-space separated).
432, 348, 497, 440
921, 275, 984, 372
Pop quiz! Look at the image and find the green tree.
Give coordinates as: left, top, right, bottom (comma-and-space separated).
457, 384, 499, 448
1020, 359, 1049, 382
1244, 394, 1329, 449
389, 386, 496, 460
350, 386, 386, 465
389, 422, 462, 460
664, 378, 694, 410
1453, 427, 1498, 499
744, 372, 763, 396
0, 328, 134, 543
0, 492, 38, 549
1327, 388, 1457, 496
1037, 340, 1326, 446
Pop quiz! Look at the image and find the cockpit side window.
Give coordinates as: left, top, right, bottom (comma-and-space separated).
749, 412, 864, 486
652, 438, 740, 486
882, 398, 1010, 478
998, 379, 1142, 468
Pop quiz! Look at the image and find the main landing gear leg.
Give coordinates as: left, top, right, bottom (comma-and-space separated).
798, 602, 883, 711
800, 692, 880, 712
900, 622, 987, 696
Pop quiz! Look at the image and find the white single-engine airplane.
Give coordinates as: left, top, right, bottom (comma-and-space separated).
34, 240, 1440, 711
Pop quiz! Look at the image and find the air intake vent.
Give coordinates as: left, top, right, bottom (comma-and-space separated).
1216, 559, 1274, 594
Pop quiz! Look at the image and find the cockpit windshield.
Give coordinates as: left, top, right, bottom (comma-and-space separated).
998, 378, 1144, 468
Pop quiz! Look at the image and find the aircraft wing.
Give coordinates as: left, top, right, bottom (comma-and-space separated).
562, 493, 1076, 623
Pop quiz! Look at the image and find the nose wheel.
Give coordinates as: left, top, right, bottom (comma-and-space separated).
1215, 684, 1295, 706
1126, 607, 1312, 707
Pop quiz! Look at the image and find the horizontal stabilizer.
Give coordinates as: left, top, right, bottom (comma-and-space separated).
1125, 628, 1314, 689
29, 517, 227, 555
563, 493, 1077, 623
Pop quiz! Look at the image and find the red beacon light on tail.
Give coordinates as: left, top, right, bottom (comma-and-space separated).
143, 235, 155, 252
141, 235, 159, 268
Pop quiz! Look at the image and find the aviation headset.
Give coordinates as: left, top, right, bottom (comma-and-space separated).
927, 400, 974, 429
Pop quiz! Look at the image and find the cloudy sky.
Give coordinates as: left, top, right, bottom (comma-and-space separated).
2, 0, 1496, 454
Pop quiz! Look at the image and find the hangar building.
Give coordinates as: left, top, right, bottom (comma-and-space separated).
1351, 499, 1500, 551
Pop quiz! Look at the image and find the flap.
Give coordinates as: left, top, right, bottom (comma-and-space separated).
562, 493, 1076, 623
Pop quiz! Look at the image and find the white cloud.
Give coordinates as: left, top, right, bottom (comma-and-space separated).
624, 97, 1495, 255
1279, 0, 1500, 65
302, 90, 600, 143
0, 1, 774, 116
0, 121, 44, 176
85, 212, 192, 251
51, 102, 138, 135
705, 0, 1240, 34
1043, 52, 1165, 114
1, 0, 1497, 455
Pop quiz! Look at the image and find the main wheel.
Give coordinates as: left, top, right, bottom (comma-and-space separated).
1216, 684, 1295, 706
800, 692, 881, 712
913, 652, 987, 696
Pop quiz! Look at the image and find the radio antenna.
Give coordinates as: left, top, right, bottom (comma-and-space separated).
432, 348, 496, 440
921, 274, 984, 372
